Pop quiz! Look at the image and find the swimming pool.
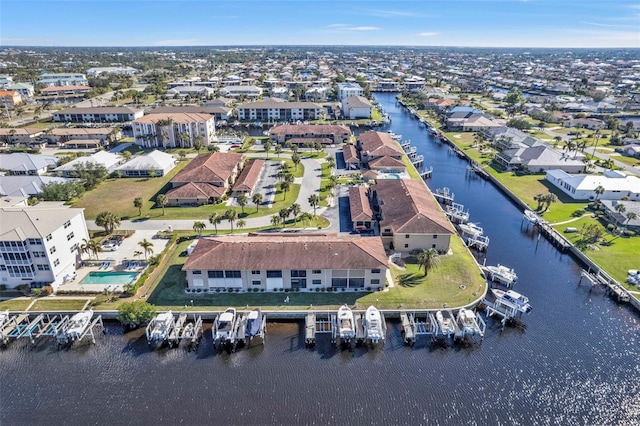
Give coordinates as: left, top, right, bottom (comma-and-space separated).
80, 272, 138, 285
379, 173, 403, 179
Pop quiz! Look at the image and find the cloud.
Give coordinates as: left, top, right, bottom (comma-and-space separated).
416, 32, 439, 37
153, 39, 202, 46
326, 24, 380, 31
365, 9, 429, 18
580, 21, 639, 28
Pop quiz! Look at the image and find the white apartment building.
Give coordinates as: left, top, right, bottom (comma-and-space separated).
52, 107, 144, 123
0, 201, 89, 290
38, 73, 88, 87
337, 82, 364, 101
133, 112, 216, 149
236, 100, 323, 121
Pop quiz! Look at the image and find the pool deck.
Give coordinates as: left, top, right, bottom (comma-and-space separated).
58, 263, 145, 293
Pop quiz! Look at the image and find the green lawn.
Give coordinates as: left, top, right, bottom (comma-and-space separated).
30, 298, 90, 311
0, 299, 31, 311
610, 155, 640, 167
143, 235, 487, 311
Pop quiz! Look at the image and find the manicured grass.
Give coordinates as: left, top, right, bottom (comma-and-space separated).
0, 299, 31, 311
610, 155, 640, 167
30, 298, 90, 311
144, 235, 487, 311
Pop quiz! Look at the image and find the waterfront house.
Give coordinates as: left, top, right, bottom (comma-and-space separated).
113, 150, 176, 178
0, 201, 89, 291
357, 131, 406, 172
0, 153, 59, 176
545, 169, 640, 201
182, 234, 388, 292
370, 179, 455, 253
166, 152, 245, 206
495, 146, 585, 174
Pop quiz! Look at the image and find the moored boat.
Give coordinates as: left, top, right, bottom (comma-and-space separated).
524, 209, 540, 224
337, 304, 355, 341
486, 264, 518, 287
66, 310, 93, 340
492, 289, 532, 314
147, 311, 174, 344
436, 310, 456, 336
364, 306, 384, 343
214, 307, 237, 345
245, 308, 263, 339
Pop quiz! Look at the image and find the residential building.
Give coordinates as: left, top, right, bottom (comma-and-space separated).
0, 176, 75, 197
86, 66, 138, 76
237, 100, 323, 122
6, 83, 34, 99
53, 151, 122, 177
545, 169, 640, 201
219, 85, 263, 99
342, 96, 373, 119
0, 202, 89, 290
0, 128, 44, 145
46, 128, 116, 146
0, 75, 14, 87
268, 124, 350, 146
150, 105, 233, 123
166, 153, 245, 206
167, 86, 215, 98
0, 90, 22, 108
336, 82, 364, 101
182, 234, 389, 292
343, 145, 360, 170
601, 200, 640, 231
424, 97, 456, 112
231, 159, 265, 196
133, 112, 216, 149
357, 131, 406, 172
114, 150, 176, 177
0, 153, 59, 176
52, 107, 143, 123
349, 186, 374, 233
38, 73, 88, 87
40, 85, 92, 97
305, 86, 330, 102
495, 145, 585, 173
370, 179, 455, 253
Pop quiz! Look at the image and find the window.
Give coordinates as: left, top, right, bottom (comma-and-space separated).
432, 244, 437, 249
371, 269, 380, 274
53, 259, 60, 267
312, 279, 322, 285
192, 270, 202, 275
405, 234, 410, 239
70, 244, 78, 253
291, 278, 307, 289
371, 279, 380, 285
251, 270, 260, 275
291, 270, 307, 277
64, 220, 71, 229
37, 264, 50, 271
251, 280, 261, 286
404, 244, 409, 248
266, 270, 282, 278
312, 270, 321, 274
0, 265, 5, 271
28, 238, 41, 245
208, 270, 224, 278
225, 270, 241, 278
433, 235, 438, 239
49, 246, 56, 254
46, 234, 52, 241
67, 232, 74, 241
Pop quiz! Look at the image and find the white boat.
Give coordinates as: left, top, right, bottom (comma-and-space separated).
0, 309, 10, 328
524, 209, 540, 224
457, 309, 478, 334
364, 306, 384, 343
492, 289, 532, 314
486, 264, 518, 287
337, 304, 355, 341
245, 308, 263, 339
66, 310, 93, 340
148, 311, 174, 342
458, 222, 483, 237
436, 310, 455, 335
214, 307, 237, 344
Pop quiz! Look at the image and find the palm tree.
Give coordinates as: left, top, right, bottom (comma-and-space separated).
252, 193, 263, 212
591, 129, 601, 157
138, 239, 154, 260
279, 208, 290, 227
225, 209, 237, 232
291, 152, 301, 170
236, 194, 248, 214
134, 197, 143, 216
543, 193, 558, 212
289, 203, 301, 223
237, 219, 246, 231
553, 136, 562, 148
594, 185, 605, 205
275, 144, 283, 158
416, 248, 440, 277
263, 140, 272, 159
81, 238, 101, 260
308, 194, 320, 216
625, 211, 637, 230
534, 193, 545, 211
95, 211, 121, 234
156, 194, 168, 215
193, 221, 206, 237
327, 157, 336, 172
615, 203, 627, 216
271, 215, 281, 229
209, 212, 222, 234
300, 212, 313, 227
279, 180, 290, 201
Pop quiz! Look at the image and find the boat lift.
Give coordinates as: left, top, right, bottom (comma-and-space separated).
55, 313, 104, 346
483, 298, 526, 328
455, 310, 486, 341
212, 311, 242, 351
400, 311, 439, 345
433, 187, 455, 205
420, 166, 433, 180
445, 202, 470, 224
167, 313, 188, 347
466, 234, 490, 251
304, 311, 337, 347
180, 315, 203, 350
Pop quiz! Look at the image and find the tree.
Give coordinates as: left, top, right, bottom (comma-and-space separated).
271, 215, 281, 229
594, 185, 605, 204
193, 135, 205, 152
193, 221, 206, 236
291, 152, 301, 170
615, 203, 627, 217
40, 181, 85, 201
279, 208, 290, 227
138, 238, 154, 260
553, 136, 562, 148
625, 212, 638, 229
95, 211, 121, 234
279, 180, 290, 200
252, 193, 263, 212
236, 194, 248, 213
208, 144, 220, 153
416, 248, 440, 277
81, 238, 102, 260
308, 194, 320, 216
134, 197, 143, 216
300, 212, 313, 227
534, 194, 545, 211
178, 150, 187, 161
289, 203, 301, 223
156, 194, 168, 215
209, 212, 222, 234
117, 301, 157, 329
237, 219, 246, 231
504, 88, 525, 117
263, 140, 272, 159
225, 209, 237, 232
591, 129, 602, 157
327, 157, 336, 171
275, 144, 283, 158
543, 193, 558, 212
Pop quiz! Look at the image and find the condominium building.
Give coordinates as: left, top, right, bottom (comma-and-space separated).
237, 100, 323, 122
37, 73, 88, 87
52, 107, 144, 123
133, 112, 216, 149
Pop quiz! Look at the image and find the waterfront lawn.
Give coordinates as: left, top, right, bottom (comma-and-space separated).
30, 298, 90, 311
0, 298, 31, 311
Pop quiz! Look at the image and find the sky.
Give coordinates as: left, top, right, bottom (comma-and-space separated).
1, 0, 639, 48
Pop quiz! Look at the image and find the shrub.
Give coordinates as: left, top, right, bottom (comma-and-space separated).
32, 288, 43, 297
572, 209, 585, 217
366, 287, 371, 291
623, 230, 636, 237
41, 285, 53, 296
315, 288, 320, 292
607, 223, 616, 231
117, 301, 157, 329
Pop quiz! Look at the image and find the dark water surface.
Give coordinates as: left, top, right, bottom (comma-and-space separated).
1, 93, 639, 425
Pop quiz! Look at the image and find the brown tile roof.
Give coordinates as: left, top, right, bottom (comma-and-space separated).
374, 179, 455, 235
269, 124, 350, 136
171, 152, 244, 184
134, 112, 213, 124
166, 182, 225, 200
349, 186, 373, 222
368, 156, 406, 169
232, 159, 265, 192
359, 131, 404, 157
0, 128, 43, 136
182, 234, 389, 271
343, 145, 359, 162
51, 128, 112, 136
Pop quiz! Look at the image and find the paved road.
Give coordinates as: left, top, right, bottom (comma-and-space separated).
87, 154, 341, 232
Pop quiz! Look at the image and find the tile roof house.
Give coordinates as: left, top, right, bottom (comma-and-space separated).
371, 179, 455, 253
182, 233, 389, 291
166, 152, 245, 206
349, 186, 374, 233
357, 131, 406, 172
231, 159, 265, 196
343, 144, 360, 170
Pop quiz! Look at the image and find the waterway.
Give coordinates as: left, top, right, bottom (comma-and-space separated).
1, 93, 639, 425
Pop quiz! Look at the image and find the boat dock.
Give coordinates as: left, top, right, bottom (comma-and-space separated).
400, 310, 485, 344
146, 312, 204, 349
420, 166, 433, 180
433, 187, 455, 205
304, 311, 337, 346
0, 311, 104, 346
445, 202, 470, 224
482, 298, 525, 328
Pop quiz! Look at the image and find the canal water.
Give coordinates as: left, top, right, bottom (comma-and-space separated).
1, 93, 639, 425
